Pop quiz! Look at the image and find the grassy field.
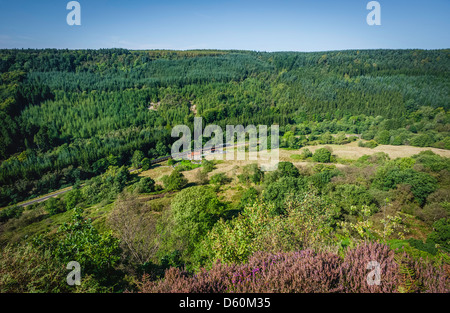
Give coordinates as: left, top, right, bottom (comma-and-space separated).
287, 141, 450, 160
138, 143, 450, 197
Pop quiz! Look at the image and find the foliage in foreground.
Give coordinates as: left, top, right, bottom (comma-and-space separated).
138, 242, 449, 293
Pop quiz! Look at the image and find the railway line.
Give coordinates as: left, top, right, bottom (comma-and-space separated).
8, 142, 247, 208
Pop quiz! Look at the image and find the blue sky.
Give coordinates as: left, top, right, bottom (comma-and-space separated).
0, 0, 448, 51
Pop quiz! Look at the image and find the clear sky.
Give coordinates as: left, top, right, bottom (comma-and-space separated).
0, 0, 449, 51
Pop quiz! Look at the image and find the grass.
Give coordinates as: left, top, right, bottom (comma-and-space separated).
290, 154, 303, 160
279, 142, 450, 165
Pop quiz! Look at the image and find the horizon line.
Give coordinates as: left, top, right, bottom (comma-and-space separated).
1, 47, 449, 53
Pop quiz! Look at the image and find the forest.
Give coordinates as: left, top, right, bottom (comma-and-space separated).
0, 48, 449, 293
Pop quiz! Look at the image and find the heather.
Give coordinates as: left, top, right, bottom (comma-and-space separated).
138, 242, 449, 293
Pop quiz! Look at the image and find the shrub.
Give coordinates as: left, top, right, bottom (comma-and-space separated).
195, 170, 209, 185
300, 148, 313, 159
134, 177, 156, 194
0, 244, 69, 293
131, 150, 145, 169
65, 188, 83, 211
167, 158, 175, 166
263, 177, 304, 214
228, 250, 342, 293
320, 132, 333, 144
168, 186, 225, 258
107, 193, 159, 265
426, 218, 450, 252
139, 242, 449, 293
361, 130, 376, 140
417, 203, 449, 224
373, 167, 437, 205
138, 263, 233, 293
45, 197, 66, 216
334, 132, 348, 145
238, 163, 264, 184
312, 148, 332, 163
374, 130, 391, 145
263, 162, 300, 186
162, 171, 188, 191
356, 152, 390, 166
339, 242, 400, 292
0, 243, 108, 293
141, 158, 151, 171
410, 133, 436, 147
41, 208, 121, 284
358, 140, 379, 148
412, 151, 450, 172
406, 239, 438, 255
175, 160, 201, 172
197, 193, 335, 266
308, 170, 336, 191
238, 187, 259, 210
290, 154, 303, 160
327, 184, 376, 216
210, 173, 230, 186
277, 162, 300, 178
0, 205, 24, 223
202, 159, 215, 173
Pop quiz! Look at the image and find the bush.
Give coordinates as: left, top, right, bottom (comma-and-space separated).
202, 159, 215, 173
175, 160, 201, 172
141, 158, 151, 171
238, 187, 259, 210
358, 140, 379, 148
107, 193, 159, 265
277, 162, 300, 178
45, 197, 66, 216
373, 167, 437, 205
327, 184, 376, 216
198, 193, 335, 265
300, 148, 313, 159
131, 150, 145, 169
162, 171, 188, 191
412, 151, 450, 172
308, 170, 336, 191
210, 173, 231, 186
410, 133, 436, 147
0, 205, 24, 223
426, 218, 450, 252
356, 152, 390, 166
195, 170, 209, 185
312, 148, 332, 163
374, 130, 391, 145
134, 177, 156, 194
406, 239, 438, 255
65, 188, 83, 211
40, 208, 122, 285
168, 186, 225, 258
0, 244, 69, 292
238, 163, 264, 184
264, 177, 306, 214
339, 242, 400, 292
139, 242, 449, 293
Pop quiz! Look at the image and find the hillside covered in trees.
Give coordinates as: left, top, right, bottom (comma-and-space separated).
0, 48, 449, 206
0, 49, 449, 293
